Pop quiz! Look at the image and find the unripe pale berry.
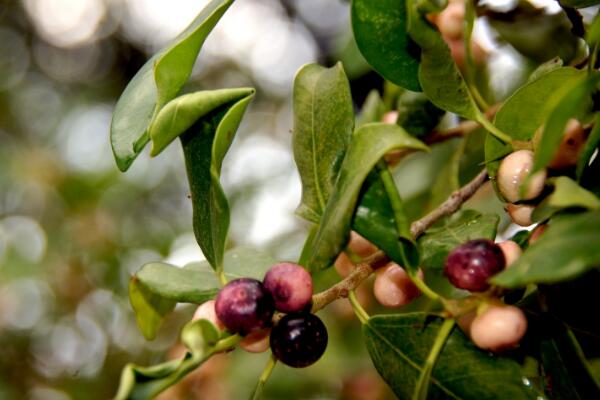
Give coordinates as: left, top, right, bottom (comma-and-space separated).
497, 240, 522, 268
436, 0, 465, 40
497, 150, 547, 203
381, 111, 399, 124
263, 262, 312, 313
239, 328, 271, 353
348, 232, 378, 259
373, 263, 423, 308
470, 304, 527, 351
270, 313, 328, 368
506, 203, 535, 227
334, 252, 355, 278
215, 278, 274, 335
192, 300, 225, 330
444, 239, 505, 292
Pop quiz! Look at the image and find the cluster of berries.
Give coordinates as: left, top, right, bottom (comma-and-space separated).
445, 239, 527, 351
500, 119, 587, 227
193, 263, 327, 368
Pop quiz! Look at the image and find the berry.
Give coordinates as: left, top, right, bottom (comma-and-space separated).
215, 278, 274, 335
239, 328, 271, 353
497, 150, 547, 202
470, 304, 527, 351
192, 300, 225, 330
444, 239, 505, 292
497, 240, 522, 268
436, 0, 464, 40
506, 203, 535, 227
263, 262, 313, 313
270, 313, 328, 368
373, 263, 423, 308
348, 232, 378, 258
381, 111, 399, 124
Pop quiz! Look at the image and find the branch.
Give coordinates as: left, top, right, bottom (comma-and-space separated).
310, 168, 489, 314
410, 168, 488, 237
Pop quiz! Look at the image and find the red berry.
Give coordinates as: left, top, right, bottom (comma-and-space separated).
215, 278, 274, 335
270, 313, 328, 368
263, 262, 313, 313
444, 239, 505, 292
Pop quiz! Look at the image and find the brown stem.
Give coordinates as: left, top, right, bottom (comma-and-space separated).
310, 168, 489, 314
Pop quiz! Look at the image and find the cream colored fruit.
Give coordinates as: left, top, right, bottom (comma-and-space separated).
470, 304, 527, 351
506, 203, 535, 227
497, 150, 546, 202
534, 119, 588, 170
239, 328, 270, 353
436, 0, 465, 40
381, 111, 399, 124
497, 240, 522, 268
373, 263, 423, 308
193, 300, 225, 331
348, 231, 378, 258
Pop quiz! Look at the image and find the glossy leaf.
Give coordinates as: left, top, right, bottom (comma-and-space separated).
303, 123, 427, 272
532, 176, 600, 222
533, 73, 600, 173
406, 0, 479, 120
396, 90, 445, 138
577, 113, 600, 180
418, 210, 499, 270
586, 12, 600, 46
110, 0, 234, 171
485, 67, 582, 181
293, 63, 354, 223
180, 92, 254, 272
353, 172, 420, 270
150, 88, 255, 156
135, 246, 276, 304
491, 210, 600, 288
129, 277, 176, 340
351, 0, 421, 91
364, 313, 540, 400
115, 319, 233, 400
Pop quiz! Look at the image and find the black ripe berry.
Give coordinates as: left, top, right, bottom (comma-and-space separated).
444, 239, 505, 292
215, 278, 274, 335
270, 313, 328, 368
263, 262, 313, 313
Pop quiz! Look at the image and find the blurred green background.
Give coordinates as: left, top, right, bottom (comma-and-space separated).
0, 0, 590, 399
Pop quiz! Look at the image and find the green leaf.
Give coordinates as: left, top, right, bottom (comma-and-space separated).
149, 88, 255, 156
586, 12, 600, 46
364, 313, 540, 400
396, 90, 446, 138
405, 0, 479, 120
577, 113, 600, 180
532, 176, 600, 222
560, 0, 600, 8
491, 210, 600, 288
533, 73, 600, 173
356, 89, 385, 128
293, 63, 354, 223
110, 0, 234, 171
128, 277, 176, 341
351, 0, 421, 91
302, 123, 427, 272
418, 210, 500, 270
353, 172, 420, 270
485, 67, 582, 182
135, 246, 277, 305
115, 319, 238, 400
180, 92, 254, 271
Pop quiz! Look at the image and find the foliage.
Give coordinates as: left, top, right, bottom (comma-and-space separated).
106, 0, 600, 398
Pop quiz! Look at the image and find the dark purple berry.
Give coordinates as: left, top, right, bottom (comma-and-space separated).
263, 262, 313, 313
215, 278, 274, 335
444, 239, 505, 292
270, 313, 328, 368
